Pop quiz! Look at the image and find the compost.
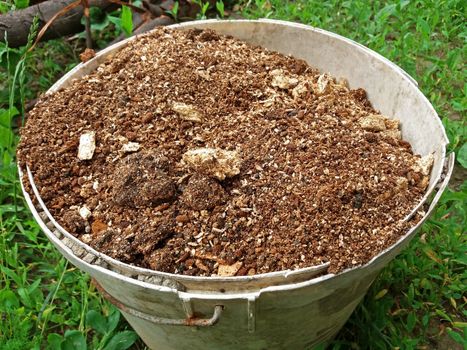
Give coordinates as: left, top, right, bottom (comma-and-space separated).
18, 28, 432, 276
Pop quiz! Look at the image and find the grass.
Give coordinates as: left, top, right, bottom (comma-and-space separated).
1, 1, 466, 349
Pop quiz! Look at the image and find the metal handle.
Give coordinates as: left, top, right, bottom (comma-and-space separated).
93, 279, 223, 326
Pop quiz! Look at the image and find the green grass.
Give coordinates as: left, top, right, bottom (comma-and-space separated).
1, 1, 466, 349
0, 0, 30, 14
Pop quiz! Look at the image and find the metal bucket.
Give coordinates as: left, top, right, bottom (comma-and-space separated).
20, 19, 454, 349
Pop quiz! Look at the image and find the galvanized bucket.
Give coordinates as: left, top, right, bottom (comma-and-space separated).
20, 19, 453, 349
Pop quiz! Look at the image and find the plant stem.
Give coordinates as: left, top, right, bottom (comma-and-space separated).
83, 0, 93, 48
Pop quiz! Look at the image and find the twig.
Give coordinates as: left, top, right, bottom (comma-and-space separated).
82, 0, 93, 48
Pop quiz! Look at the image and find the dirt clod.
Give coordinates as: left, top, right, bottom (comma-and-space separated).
112, 151, 176, 208
180, 174, 226, 211
62, 210, 86, 234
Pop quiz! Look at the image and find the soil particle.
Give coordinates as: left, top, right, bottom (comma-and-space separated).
18, 28, 431, 276
78, 206, 92, 220
91, 219, 108, 235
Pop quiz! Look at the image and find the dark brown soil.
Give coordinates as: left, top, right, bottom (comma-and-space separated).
18, 28, 431, 276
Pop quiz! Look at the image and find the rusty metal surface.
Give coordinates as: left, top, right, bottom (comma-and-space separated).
19, 19, 454, 350
93, 279, 223, 327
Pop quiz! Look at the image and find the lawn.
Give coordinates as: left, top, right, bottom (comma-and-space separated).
0, 1, 466, 349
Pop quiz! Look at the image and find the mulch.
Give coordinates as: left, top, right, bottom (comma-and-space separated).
18, 28, 430, 276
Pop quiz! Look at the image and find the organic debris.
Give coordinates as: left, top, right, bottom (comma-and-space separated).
182, 148, 242, 180
18, 28, 431, 276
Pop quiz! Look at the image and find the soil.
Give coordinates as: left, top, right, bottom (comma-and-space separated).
18, 28, 431, 276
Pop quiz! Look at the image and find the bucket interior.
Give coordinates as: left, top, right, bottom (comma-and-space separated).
21, 19, 449, 293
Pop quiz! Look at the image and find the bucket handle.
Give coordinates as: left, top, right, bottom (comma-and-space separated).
93, 279, 223, 326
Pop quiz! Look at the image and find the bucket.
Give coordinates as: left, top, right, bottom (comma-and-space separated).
20, 19, 454, 349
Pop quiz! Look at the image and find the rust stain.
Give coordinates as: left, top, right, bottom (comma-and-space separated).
92, 278, 223, 326
93, 278, 128, 310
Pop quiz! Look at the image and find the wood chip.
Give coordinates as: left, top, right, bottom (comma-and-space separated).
358, 114, 387, 131
172, 102, 203, 122
316, 73, 332, 95
217, 261, 243, 276
413, 154, 434, 176
381, 129, 402, 139
121, 142, 140, 153
270, 69, 299, 89
384, 118, 400, 130
182, 147, 242, 180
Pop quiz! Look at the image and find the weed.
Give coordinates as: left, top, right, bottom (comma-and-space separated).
192, 0, 211, 20
216, 1, 225, 18
0, 0, 29, 14
166, 1, 180, 22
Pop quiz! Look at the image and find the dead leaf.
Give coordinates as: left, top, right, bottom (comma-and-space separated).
217, 261, 243, 277
91, 220, 107, 235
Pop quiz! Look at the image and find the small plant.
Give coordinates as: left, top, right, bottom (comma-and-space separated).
119, 5, 133, 37
0, 16, 37, 155
166, 1, 179, 22
216, 0, 225, 18
0, 0, 29, 14
26, 0, 147, 50
192, 0, 210, 20
46, 308, 138, 350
